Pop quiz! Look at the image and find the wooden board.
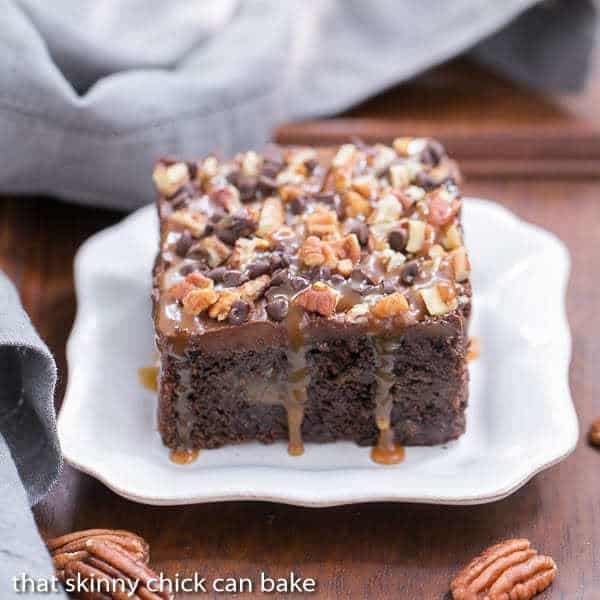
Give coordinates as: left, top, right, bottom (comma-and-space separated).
1, 57, 598, 598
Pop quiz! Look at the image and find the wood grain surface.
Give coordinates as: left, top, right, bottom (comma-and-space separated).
2, 58, 599, 598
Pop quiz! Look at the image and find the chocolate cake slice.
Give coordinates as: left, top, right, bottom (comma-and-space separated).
152, 140, 471, 463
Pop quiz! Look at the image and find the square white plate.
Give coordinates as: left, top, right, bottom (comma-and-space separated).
58, 199, 577, 506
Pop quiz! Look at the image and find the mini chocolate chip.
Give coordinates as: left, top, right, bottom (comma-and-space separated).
261, 162, 283, 179
271, 268, 289, 287
206, 266, 226, 283
170, 182, 197, 208
290, 275, 310, 292
266, 297, 289, 321
222, 269, 246, 287
258, 175, 278, 195
290, 196, 308, 215
304, 158, 318, 172
352, 223, 369, 247
229, 300, 250, 325
175, 231, 193, 257
268, 254, 284, 271
215, 214, 256, 245
381, 281, 397, 294
210, 210, 226, 223
226, 169, 241, 187
237, 175, 258, 202
400, 261, 420, 286
315, 192, 336, 204
388, 228, 408, 252
246, 259, 271, 279
186, 161, 198, 180
419, 140, 446, 167
305, 266, 330, 282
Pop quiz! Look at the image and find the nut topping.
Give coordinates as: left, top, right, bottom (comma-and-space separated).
294, 282, 340, 317
155, 141, 470, 328
168, 209, 208, 237
370, 292, 409, 319
153, 162, 189, 197
420, 284, 457, 316
257, 196, 285, 237
451, 247, 471, 282
450, 539, 557, 600
305, 205, 340, 239
182, 287, 218, 316
299, 236, 337, 268
197, 235, 231, 267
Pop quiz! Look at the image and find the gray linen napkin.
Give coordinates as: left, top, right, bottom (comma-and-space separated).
0, 272, 63, 597
0, 0, 595, 211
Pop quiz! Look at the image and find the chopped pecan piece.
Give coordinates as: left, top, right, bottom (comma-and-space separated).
230, 236, 271, 269
153, 162, 189, 197
239, 274, 271, 302
450, 539, 557, 600
294, 282, 340, 317
343, 190, 373, 218
332, 143, 356, 168
451, 247, 471, 282
298, 236, 337, 268
168, 209, 207, 237
428, 189, 460, 226
351, 174, 378, 199
211, 185, 242, 214
442, 222, 463, 250
182, 287, 218, 316
370, 293, 409, 319
257, 196, 285, 237
168, 272, 213, 301
332, 233, 362, 265
420, 284, 457, 316
305, 205, 339, 239
208, 289, 241, 321
197, 235, 231, 267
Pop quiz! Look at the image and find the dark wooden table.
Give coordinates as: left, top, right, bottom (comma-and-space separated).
3, 57, 600, 598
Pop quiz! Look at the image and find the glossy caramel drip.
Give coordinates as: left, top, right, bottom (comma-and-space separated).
371, 338, 404, 465
138, 366, 159, 392
284, 304, 308, 457
467, 336, 480, 362
371, 427, 405, 465
169, 448, 200, 465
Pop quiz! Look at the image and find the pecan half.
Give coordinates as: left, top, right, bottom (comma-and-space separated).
450, 539, 557, 600
589, 417, 600, 446
47, 529, 149, 567
46, 529, 172, 599
62, 539, 171, 600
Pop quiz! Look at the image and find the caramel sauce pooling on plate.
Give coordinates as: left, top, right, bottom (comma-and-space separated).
138, 366, 159, 392
169, 448, 200, 465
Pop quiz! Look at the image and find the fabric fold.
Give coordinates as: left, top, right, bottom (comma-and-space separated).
0, 272, 60, 506
0, 0, 596, 210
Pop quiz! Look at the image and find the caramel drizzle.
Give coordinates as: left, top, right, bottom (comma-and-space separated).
467, 336, 480, 362
371, 338, 405, 465
284, 304, 308, 456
